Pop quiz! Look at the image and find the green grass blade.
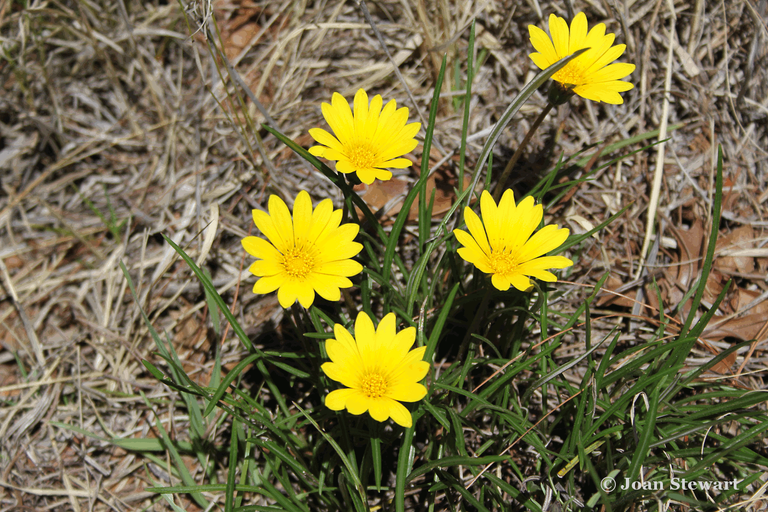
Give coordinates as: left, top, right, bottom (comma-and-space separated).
161, 235, 254, 353
262, 124, 385, 242
675, 146, 724, 351
382, 54, 447, 288
141, 392, 208, 508
204, 353, 261, 417
457, 21, 475, 195
394, 420, 417, 512
293, 402, 366, 507
423, 283, 460, 364
226, 418, 239, 512
464, 48, 588, 206
405, 455, 509, 484
50, 421, 193, 452
627, 386, 660, 482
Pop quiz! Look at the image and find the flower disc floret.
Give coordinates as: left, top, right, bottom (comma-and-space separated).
242, 191, 363, 308
453, 190, 573, 292
308, 89, 421, 185
528, 12, 636, 104
321, 311, 429, 428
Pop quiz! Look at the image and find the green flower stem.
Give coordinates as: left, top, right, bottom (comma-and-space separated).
492, 102, 554, 202
291, 304, 325, 392
456, 286, 492, 363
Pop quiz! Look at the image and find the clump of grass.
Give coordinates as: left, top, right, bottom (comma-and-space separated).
89, 12, 767, 512
5, 1, 764, 512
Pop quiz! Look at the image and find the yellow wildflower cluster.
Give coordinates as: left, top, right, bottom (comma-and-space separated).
238, 12, 631, 426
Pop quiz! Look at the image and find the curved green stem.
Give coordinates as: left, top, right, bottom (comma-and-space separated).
493, 102, 554, 201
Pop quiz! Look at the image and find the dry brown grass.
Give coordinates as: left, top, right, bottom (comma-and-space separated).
1, 0, 767, 510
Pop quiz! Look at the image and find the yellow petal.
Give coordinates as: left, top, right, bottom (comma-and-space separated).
491, 273, 511, 291
457, 247, 493, 273
308, 146, 327, 157
584, 62, 635, 83
295, 283, 315, 308
252, 208, 289, 253
325, 388, 357, 411
371, 169, 393, 182
480, 191, 501, 251
315, 258, 362, 278
463, 207, 491, 256
517, 256, 573, 276
509, 274, 533, 292
582, 23, 608, 59
313, 209, 343, 246
375, 313, 398, 349
253, 274, 285, 294
327, 92, 355, 143
268, 195, 294, 248
386, 400, 413, 427
310, 273, 349, 302
308, 127, 343, 152
356, 167, 377, 184
368, 398, 391, 422
574, 81, 633, 104
353, 89, 370, 136
277, 281, 300, 308
529, 52, 553, 71
388, 358, 429, 387
386, 346, 427, 382
332, 323, 359, 357
319, 241, 363, 262
322, 362, 358, 388
292, 191, 313, 245
517, 224, 570, 261
528, 25, 558, 65
569, 12, 588, 53
242, 236, 281, 262
386, 381, 427, 403
355, 311, 377, 358
372, 100, 398, 142
315, 223, 360, 257
308, 199, 336, 244
345, 391, 372, 415
248, 259, 282, 277
378, 326, 415, 369
336, 159, 358, 175
549, 14, 570, 58
379, 140, 418, 163
365, 94, 383, 137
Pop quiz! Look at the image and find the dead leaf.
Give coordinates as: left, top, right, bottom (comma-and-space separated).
596, 274, 636, 308
715, 225, 756, 274
704, 288, 768, 342
352, 146, 473, 223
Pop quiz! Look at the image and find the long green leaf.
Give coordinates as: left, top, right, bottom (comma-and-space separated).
406, 455, 509, 484
382, 54, 447, 288
464, 48, 588, 208
204, 353, 261, 417
226, 418, 239, 512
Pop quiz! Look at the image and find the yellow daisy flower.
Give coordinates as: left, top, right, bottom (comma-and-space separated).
453, 190, 573, 292
321, 311, 429, 428
529, 12, 636, 104
308, 89, 421, 185
242, 191, 363, 308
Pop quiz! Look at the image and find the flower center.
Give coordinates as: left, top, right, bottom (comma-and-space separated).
552, 62, 585, 87
282, 247, 315, 280
489, 250, 518, 276
361, 371, 388, 399
347, 141, 376, 169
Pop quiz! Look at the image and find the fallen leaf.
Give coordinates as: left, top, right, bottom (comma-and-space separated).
353, 150, 472, 223
715, 225, 756, 274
